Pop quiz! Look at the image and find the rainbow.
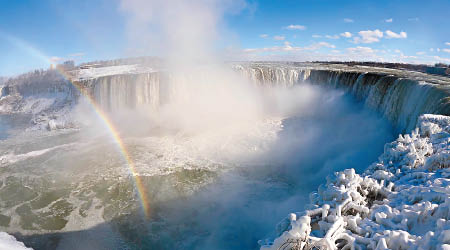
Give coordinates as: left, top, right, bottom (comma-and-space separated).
0, 31, 152, 218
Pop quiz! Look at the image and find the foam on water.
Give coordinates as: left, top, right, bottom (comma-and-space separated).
0, 81, 394, 249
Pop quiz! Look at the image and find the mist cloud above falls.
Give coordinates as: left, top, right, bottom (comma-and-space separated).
119, 0, 248, 67
115, 0, 275, 157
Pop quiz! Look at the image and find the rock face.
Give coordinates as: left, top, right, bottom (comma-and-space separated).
259, 114, 450, 250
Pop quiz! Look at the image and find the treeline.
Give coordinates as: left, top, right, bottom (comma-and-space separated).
1, 69, 73, 97
78, 56, 163, 68
0, 77, 8, 85
313, 61, 450, 77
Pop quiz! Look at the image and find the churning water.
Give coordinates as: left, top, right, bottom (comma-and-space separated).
0, 78, 395, 249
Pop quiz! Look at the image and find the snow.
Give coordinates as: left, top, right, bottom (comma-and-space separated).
0, 142, 77, 165
0, 232, 32, 250
260, 114, 450, 250
74, 64, 155, 80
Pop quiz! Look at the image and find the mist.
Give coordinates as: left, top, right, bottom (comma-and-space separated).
68, 2, 395, 248
116, 84, 395, 250
119, 0, 247, 67
64, 1, 397, 249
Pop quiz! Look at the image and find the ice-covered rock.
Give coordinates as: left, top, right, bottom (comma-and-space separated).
261, 114, 450, 250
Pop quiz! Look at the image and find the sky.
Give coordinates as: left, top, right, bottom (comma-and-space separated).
0, 0, 449, 76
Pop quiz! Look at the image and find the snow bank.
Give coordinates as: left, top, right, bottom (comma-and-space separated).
260, 114, 450, 250
74, 64, 155, 80
0, 232, 32, 250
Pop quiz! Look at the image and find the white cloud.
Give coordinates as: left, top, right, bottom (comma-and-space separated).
283, 41, 335, 51
433, 56, 450, 63
284, 24, 306, 30
237, 45, 444, 65
385, 18, 393, 23
242, 41, 335, 54
416, 51, 426, 55
347, 46, 375, 54
408, 17, 419, 22
344, 18, 354, 23
312, 34, 322, 38
273, 35, 285, 41
394, 49, 402, 53
340, 32, 352, 38
325, 35, 339, 39
398, 54, 417, 59
443, 48, 450, 53
305, 42, 336, 50
430, 48, 434, 52
385, 30, 407, 39
437, 48, 441, 52
445, 42, 450, 46
353, 29, 383, 44
259, 34, 268, 38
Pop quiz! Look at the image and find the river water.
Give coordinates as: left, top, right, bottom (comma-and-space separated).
0, 84, 394, 250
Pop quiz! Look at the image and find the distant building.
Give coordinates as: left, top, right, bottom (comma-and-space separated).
79, 64, 102, 69
56, 60, 75, 71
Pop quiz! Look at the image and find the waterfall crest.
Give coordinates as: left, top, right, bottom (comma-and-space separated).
70, 62, 450, 132
233, 63, 450, 132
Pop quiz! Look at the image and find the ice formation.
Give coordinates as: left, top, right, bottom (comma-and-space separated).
260, 114, 450, 250
0, 232, 32, 250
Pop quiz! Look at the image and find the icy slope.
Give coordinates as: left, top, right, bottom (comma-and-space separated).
260, 114, 450, 250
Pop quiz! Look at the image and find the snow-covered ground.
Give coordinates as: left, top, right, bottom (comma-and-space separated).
261, 114, 450, 250
73, 64, 155, 81
0, 64, 159, 131
0, 232, 32, 250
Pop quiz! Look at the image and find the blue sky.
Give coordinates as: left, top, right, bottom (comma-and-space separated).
0, 0, 449, 76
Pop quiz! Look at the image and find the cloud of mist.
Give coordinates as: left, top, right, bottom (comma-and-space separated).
119, 0, 248, 67
136, 84, 395, 250
69, 2, 396, 249
113, 0, 273, 153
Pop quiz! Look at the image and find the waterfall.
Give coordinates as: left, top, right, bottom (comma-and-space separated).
73, 63, 450, 133
233, 63, 450, 132
80, 72, 161, 111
